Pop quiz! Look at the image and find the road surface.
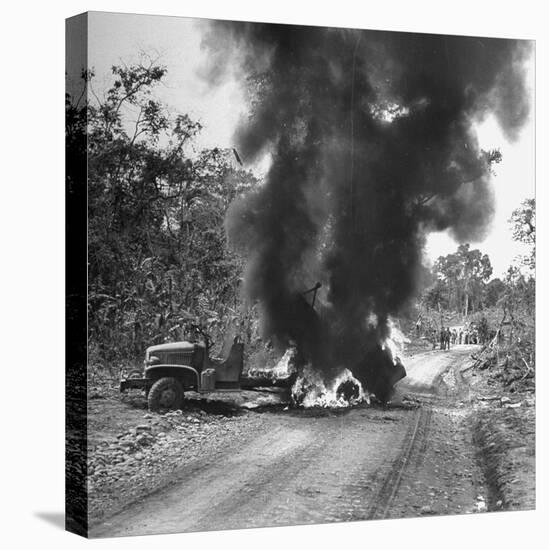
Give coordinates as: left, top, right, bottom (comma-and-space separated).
397, 344, 477, 393
91, 345, 485, 538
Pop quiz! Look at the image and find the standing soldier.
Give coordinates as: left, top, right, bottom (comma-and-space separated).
416, 315, 422, 338
440, 326, 446, 350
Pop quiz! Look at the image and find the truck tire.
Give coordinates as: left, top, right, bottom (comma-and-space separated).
148, 377, 184, 412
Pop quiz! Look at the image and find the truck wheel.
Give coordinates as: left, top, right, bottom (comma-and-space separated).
148, 377, 184, 412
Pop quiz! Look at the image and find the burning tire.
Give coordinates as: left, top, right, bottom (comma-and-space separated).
148, 377, 184, 412
336, 379, 361, 402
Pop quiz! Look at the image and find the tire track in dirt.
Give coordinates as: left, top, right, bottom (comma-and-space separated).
90, 409, 412, 537
366, 406, 432, 520
91, 347, 483, 537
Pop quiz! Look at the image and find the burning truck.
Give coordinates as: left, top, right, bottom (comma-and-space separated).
198, 23, 530, 412
120, 284, 407, 410
121, 27, 530, 411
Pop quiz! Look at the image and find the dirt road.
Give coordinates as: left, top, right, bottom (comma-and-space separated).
90, 345, 487, 538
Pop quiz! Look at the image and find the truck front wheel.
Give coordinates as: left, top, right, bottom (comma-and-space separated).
148, 377, 184, 412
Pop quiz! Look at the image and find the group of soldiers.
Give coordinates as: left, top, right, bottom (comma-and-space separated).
430, 326, 484, 350
417, 315, 497, 351
431, 324, 496, 350
440, 327, 451, 350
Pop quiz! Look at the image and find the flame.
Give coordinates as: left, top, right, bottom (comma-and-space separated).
272, 347, 297, 378
382, 318, 410, 364
246, 347, 297, 380
289, 318, 408, 408
291, 365, 369, 408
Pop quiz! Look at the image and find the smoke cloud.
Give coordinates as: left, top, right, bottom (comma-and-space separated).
202, 23, 532, 396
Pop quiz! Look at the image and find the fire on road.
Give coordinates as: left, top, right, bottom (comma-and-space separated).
90, 346, 486, 538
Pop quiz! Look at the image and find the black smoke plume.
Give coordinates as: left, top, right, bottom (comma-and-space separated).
202, 23, 532, 397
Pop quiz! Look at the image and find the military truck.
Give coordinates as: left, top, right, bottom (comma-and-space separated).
120, 324, 250, 411
120, 324, 294, 411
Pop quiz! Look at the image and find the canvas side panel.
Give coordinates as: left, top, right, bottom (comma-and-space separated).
65, 12, 89, 538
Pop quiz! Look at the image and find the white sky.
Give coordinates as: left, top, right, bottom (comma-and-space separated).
84, 11, 535, 280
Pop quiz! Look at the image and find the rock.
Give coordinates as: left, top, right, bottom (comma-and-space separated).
136, 424, 152, 433
501, 396, 511, 404
136, 434, 154, 447
420, 505, 434, 515
143, 413, 153, 419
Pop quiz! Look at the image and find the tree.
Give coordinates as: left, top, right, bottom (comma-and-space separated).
484, 277, 506, 308
499, 266, 535, 345
69, 57, 260, 365
422, 280, 449, 312
500, 198, 535, 349
431, 244, 493, 317
509, 198, 535, 272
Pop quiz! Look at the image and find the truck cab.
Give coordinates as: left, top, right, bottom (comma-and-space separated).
120, 335, 244, 411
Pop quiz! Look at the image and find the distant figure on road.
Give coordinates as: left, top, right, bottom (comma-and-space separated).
416, 316, 422, 338
440, 327, 446, 350
445, 327, 451, 350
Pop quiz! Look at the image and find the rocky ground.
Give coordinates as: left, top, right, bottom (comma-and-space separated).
468, 369, 535, 512
87, 390, 279, 525
86, 345, 535, 536
403, 343, 535, 513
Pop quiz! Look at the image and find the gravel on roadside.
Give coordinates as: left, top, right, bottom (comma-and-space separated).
88, 406, 266, 525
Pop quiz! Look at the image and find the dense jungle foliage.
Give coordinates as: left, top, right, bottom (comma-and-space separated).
67, 60, 261, 371
68, 59, 535, 378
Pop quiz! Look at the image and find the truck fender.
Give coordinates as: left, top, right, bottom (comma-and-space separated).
145, 364, 200, 389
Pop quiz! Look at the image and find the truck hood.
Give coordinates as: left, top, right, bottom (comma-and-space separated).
146, 341, 205, 354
